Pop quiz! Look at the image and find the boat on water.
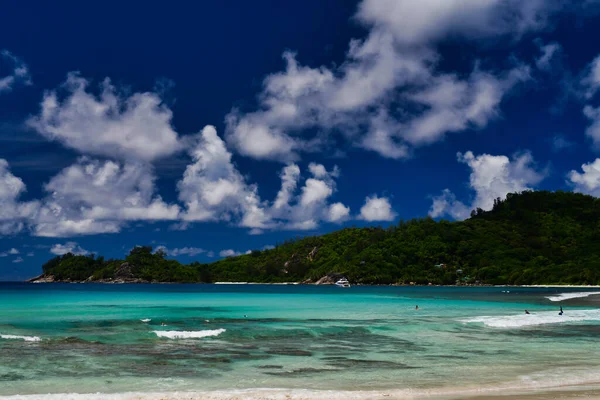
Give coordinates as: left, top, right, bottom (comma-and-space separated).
335, 278, 351, 288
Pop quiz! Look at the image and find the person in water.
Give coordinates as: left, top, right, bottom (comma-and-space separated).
559, 306, 563, 315
415, 305, 419, 310
525, 310, 530, 314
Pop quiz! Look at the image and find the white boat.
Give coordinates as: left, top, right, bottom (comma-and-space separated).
335, 278, 350, 288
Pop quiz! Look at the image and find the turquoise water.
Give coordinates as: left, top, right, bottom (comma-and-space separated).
1, 283, 600, 398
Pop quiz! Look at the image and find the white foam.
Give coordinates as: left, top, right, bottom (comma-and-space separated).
153, 329, 226, 339
464, 309, 600, 328
140, 319, 151, 323
0, 334, 41, 342
546, 291, 600, 302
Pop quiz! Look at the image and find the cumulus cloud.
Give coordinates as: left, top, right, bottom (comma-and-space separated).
178, 125, 270, 229
33, 157, 179, 237
50, 242, 89, 256
0, 50, 31, 93
155, 246, 205, 257
0, 159, 40, 235
356, 0, 551, 46
430, 151, 545, 220
326, 202, 351, 223
359, 195, 396, 222
178, 126, 350, 232
568, 158, 600, 197
224, 0, 541, 162
219, 249, 241, 257
27, 73, 181, 162
0, 126, 356, 237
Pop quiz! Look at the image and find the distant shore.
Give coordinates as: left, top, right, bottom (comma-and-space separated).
24, 276, 600, 288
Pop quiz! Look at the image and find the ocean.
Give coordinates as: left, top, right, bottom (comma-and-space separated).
1, 283, 600, 399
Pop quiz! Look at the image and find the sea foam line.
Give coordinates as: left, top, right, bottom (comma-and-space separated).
0, 334, 41, 342
153, 329, 226, 339
463, 309, 600, 328
546, 291, 600, 302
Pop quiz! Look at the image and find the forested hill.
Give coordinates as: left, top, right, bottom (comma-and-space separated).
33, 191, 600, 286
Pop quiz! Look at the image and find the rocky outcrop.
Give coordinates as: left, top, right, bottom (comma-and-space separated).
307, 247, 318, 261
27, 274, 55, 283
115, 262, 135, 279
315, 272, 346, 285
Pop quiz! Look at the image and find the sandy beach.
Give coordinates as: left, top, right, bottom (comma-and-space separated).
3, 387, 600, 400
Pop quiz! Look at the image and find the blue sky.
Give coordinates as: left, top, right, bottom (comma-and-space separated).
2, 0, 600, 280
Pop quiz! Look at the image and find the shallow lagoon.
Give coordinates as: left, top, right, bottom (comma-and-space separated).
1, 283, 600, 398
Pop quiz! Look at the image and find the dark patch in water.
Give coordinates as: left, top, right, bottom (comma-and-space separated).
0, 373, 25, 381
200, 356, 231, 364
228, 352, 272, 361
325, 358, 416, 369
263, 367, 337, 376
266, 349, 313, 357
257, 365, 284, 369
423, 354, 468, 360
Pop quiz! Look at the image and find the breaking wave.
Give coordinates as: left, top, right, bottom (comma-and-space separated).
463, 309, 600, 328
153, 329, 226, 339
0, 334, 42, 342
546, 291, 600, 302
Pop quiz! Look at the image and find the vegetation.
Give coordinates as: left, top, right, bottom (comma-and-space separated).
38, 191, 600, 285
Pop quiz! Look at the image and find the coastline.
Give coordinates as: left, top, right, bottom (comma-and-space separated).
22, 278, 600, 288
2, 386, 600, 400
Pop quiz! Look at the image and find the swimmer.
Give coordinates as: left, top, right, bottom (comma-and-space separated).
415, 305, 419, 310
244, 314, 247, 318
559, 306, 563, 316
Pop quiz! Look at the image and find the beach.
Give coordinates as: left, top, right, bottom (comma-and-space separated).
1, 283, 600, 399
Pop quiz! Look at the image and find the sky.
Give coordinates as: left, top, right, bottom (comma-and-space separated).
2, 0, 600, 280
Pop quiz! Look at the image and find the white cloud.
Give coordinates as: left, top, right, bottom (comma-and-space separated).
219, 249, 241, 257
0, 159, 40, 235
0, 248, 20, 257
26, 252, 34, 257
50, 242, 89, 256
326, 202, 351, 223
33, 157, 179, 237
178, 125, 270, 229
535, 42, 561, 71
27, 73, 181, 162
568, 158, 600, 197
12, 257, 23, 263
356, 0, 551, 46
580, 54, 600, 149
583, 105, 600, 148
269, 162, 349, 230
551, 134, 574, 152
178, 126, 350, 232
0, 50, 31, 93
273, 164, 301, 210
582, 55, 600, 100
359, 195, 396, 222
224, 0, 541, 162
430, 150, 545, 220
155, 246, 205, 257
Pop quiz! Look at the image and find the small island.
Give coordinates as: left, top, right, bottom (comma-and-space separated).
30, 191, 600, 286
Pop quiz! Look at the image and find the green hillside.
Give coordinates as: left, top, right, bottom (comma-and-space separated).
35, 191, 600, 285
